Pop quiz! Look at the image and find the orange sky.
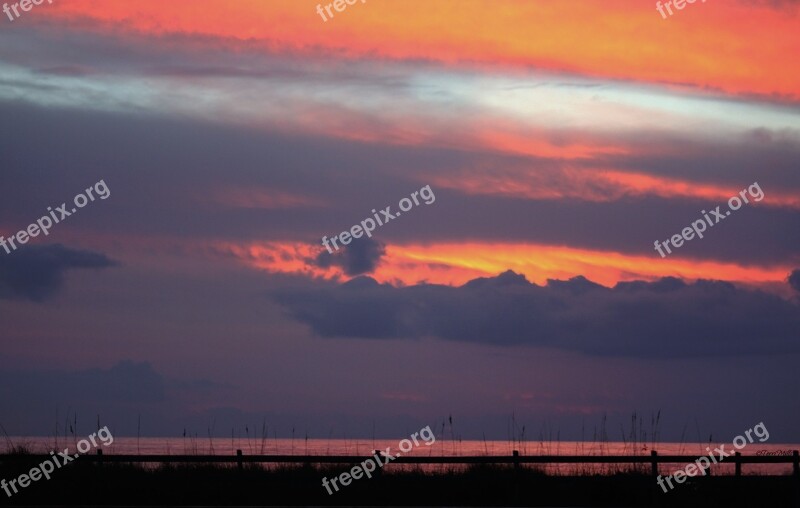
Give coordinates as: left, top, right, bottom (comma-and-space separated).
431, 168, 800, 210
222, 241, 793, 289
40, 0, 800, 100
10, 0, 796, 291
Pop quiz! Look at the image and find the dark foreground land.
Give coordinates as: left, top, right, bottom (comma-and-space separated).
1, 460, 799, 507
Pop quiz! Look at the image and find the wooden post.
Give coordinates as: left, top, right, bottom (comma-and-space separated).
512, 450, 520, 504
794, 450, 800, 508
651, 450, 658, 477
649, 450, 659, 508
372, 450, 383, 478
735, 451, 741, 477
237, 449, 243, 471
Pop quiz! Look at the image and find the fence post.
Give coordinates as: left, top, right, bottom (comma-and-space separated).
237, 449, 243, 471
372, 450, 383, 478
512, 450, 520, 504
734, 452, 741, 477
651, 450, 658, 478
794, 450, 800, 508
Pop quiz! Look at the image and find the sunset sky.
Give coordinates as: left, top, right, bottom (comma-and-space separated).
1, 0, 799, 442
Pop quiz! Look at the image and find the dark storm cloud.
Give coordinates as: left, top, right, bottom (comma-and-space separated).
0, 244, 116, 302
313, 237, 386, 276
274, 271, 800, 358
789, 269, 800, 292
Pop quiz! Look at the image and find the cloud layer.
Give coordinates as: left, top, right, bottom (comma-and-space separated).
1, 1, 798, 440
313, 237, 386, 276
275, 270, 800, 358
0, 244, 116, 302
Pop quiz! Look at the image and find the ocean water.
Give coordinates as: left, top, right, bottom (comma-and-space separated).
4, 437, 797, 475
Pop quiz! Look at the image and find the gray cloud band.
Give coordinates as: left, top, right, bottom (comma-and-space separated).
274, 270, 800, 357
653, 182, 764, 258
